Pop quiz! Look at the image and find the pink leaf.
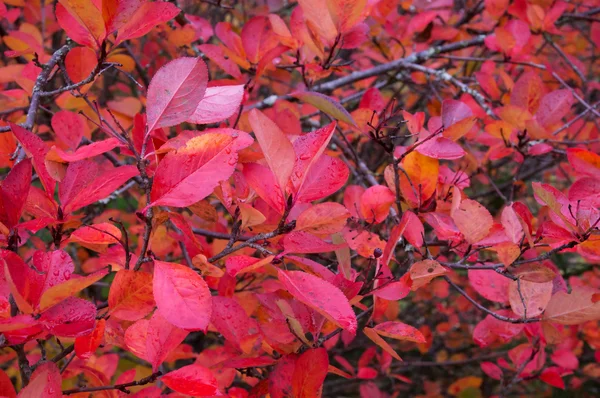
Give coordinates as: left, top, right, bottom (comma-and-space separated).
161, 364, 219, 396
148, 131, 252, 208
283, 231, 347, 254
51, 138, 121, 162
416, 136, 465, 159
441, 99, 472, 127
535, 89, 573, 128
153, 260, 212, 331
59, 161, 138, 213
248, 109, 296, 195
146, 57, 208, 132
278, 269, 357, 333
186, 85, 244, 124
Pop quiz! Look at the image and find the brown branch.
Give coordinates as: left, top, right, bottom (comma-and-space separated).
0, 44, 73, 134
443, 276, 540, 324
63, 371, 162, 395
249, 35, 488, 110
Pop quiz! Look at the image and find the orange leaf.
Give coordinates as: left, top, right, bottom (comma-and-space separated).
508, 279, 552, 318
409, 260, 447, 290
363, 327, 402, 361
543, 287, 600, 325
39, 269, 109, 311
373, 321, 426, 343
108, 270, 155, 321
296, 202, 351, 235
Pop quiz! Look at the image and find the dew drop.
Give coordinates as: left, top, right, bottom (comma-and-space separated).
295, 171, 303, 179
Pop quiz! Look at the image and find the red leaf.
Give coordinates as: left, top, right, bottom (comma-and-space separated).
148, 131, 252, 208
501, 205, 525, 244
146, 57, 208, 132
291, 348, 329, 398
535, 89, 574, 128
38, 297, 96, 338
153, 260, 212, 331
9, 123, 55, 197
51, 110, 88, 149
242, 162, 286, 214
480, 361, 503, 380
115, 1, 180, 45
59, 160, 138, 213
568, 177, 600, 204
278, 269, 357, 333
75, 318, 106, 359
161, 364, 219, 396
248, 109, 296, 195
296, 155, 349, 203
566, 148, 600, 179
473, 312, 524, 347
241, 16, 279, 64
359, 185, 395, 223
283, 231, 347, 254
145, 312, 189, 371
186, 85, 245, 124
17, 361, 61, 398
540, 367, 565, 389
56, 0, 106, 50
269, 354, 298, 398
50, 138, 121, 162
510, 71, 544, 113
0, 368, 16, 398
211, 296, 260, 350
0, 158, 31, 228
442, 99, 473, 127
468, 269, 510, 304
289, 122, 336, 196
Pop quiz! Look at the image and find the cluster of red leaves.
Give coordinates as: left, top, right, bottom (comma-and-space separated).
0, 0, 599, 396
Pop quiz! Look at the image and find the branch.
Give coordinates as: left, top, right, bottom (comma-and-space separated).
249, 35, 488, 110
63, 371, 162, 395
0, 44, 73, 134
443, 276, 540, 324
